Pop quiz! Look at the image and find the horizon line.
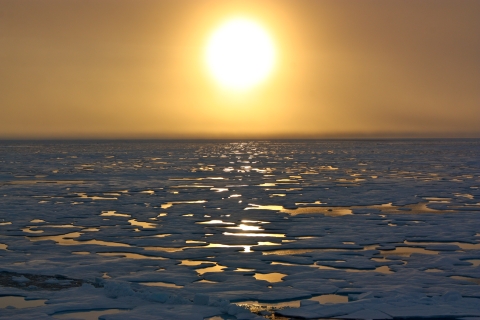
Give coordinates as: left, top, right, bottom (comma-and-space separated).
1, 137, 479, 142
1, 132, 480, 140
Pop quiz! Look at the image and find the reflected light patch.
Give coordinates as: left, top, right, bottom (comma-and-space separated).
223, 232, 285, 237
197, 220, 235, 225
254, 272, 286, 283
226, 224, 263, 231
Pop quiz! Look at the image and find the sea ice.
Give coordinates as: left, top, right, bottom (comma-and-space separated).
0, 140, 479, 319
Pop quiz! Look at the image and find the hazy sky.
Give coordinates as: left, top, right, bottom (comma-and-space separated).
1, 0, 479, 139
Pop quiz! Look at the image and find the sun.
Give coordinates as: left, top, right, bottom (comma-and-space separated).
205, 18, 276, 90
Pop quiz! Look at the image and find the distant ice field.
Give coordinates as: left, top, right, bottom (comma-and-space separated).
0, 139, 479, 319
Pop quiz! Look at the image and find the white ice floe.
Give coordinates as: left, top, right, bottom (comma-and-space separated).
0, 140, 479, 319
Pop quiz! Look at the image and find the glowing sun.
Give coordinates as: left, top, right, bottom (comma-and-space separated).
206, 18, 276, 90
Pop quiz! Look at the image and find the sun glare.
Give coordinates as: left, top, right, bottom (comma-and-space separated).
206, 18, 276, 90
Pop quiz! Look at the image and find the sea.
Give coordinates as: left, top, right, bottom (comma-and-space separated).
0, 139, 479, 319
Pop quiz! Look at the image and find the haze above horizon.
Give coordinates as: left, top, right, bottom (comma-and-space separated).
1, 0, 479, 139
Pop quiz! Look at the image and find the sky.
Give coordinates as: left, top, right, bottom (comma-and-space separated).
1, 0, 479, 139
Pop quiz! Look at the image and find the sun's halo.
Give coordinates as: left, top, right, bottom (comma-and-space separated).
205, 18, 276, 90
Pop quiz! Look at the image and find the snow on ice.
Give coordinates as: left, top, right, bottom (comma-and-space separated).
0, 140, 479, 319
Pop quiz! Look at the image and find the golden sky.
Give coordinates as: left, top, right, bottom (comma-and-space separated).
1, 0, 479, 139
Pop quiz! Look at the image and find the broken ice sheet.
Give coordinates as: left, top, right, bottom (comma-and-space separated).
1, 140, 480, 319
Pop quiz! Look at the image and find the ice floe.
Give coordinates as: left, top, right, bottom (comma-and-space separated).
0, 140, 479, 319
